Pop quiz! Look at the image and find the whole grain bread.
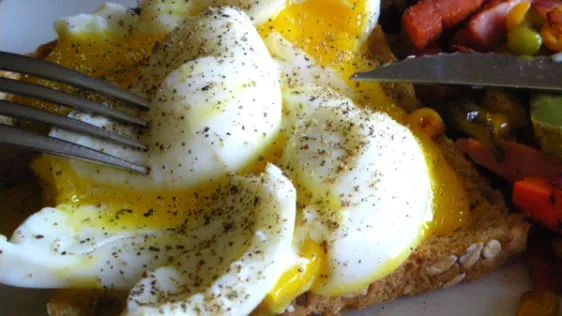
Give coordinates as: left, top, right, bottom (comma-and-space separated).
15, 26, 529, 316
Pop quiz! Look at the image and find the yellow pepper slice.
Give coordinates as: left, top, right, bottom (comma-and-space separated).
506, 2, 532, 31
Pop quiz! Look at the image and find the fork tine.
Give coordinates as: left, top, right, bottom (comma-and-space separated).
0, 77, 147, 127
0, 51, 150, 109
0, 100, 146, 150
0, 124, 148, 174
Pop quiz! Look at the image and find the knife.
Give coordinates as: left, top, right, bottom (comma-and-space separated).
352, 53, 562, 92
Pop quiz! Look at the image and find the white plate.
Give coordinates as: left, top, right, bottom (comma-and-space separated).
0, 1, 533, 315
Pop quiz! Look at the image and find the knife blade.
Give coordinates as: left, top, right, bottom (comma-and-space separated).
352, 53, 562, 92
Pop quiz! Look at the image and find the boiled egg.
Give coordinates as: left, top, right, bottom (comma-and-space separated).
49, 7, 282, 191
279, 85, 433, 296
0, 164, 297, 316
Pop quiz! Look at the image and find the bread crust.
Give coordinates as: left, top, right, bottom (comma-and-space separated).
16, 27, 529, 316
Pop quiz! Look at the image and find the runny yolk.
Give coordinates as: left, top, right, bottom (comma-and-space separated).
12, 25, 157, 117
261, 240, 324, 314
412, 128, 471, 237
408, 109, 471, 236
258, 0, 403, 119
48, 26, 156, 84
31, 156, 231, 232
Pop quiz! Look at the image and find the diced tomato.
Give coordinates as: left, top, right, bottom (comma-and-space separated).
513, 177, 562, 232
456, 138, 562, 182
465, 0, 530, 51
402, 0, 485, 50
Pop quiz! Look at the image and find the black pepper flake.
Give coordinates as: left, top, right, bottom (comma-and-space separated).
115, 209, 132, 220
34, 235, 44, 239
223, 221, 234, 233
143, 208, 155, 217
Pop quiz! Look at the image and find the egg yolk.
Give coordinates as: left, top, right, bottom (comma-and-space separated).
258, 0, 402, 119
412, 128, 471, 237
11, 23, 157, 119
31, 156, 234, 232
261, 240, 325, 313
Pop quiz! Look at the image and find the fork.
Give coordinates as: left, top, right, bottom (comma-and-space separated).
0, 51, 150, 174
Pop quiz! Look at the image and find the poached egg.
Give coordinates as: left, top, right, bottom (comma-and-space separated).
0, 0, 471, 315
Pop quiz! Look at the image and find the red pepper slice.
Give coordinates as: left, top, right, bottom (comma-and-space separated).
456, 138, 562, 182
513, 177, 562, 233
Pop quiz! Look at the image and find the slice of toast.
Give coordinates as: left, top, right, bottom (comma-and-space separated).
286, 137, 529, 315
15, 27, 529, 316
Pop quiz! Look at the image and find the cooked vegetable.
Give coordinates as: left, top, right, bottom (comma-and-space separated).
481, 89, 529, 128
531, 94, 562, 159
506, 2, 532, 30
516, 290, 560, 316
408, 107, 446, 139
513, 177, 562, 233
533, 0, 562, 20
507, 24, 543, 55
549, 6, 562, 26
464, 0, 529, 51
402, 0, 485, 50
541, 23, 562, 51
528, 5, 547, 29
447, 99, 511, 157
456, 138, 562, 182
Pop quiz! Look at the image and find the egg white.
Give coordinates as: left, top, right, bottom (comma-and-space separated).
52, 7, 283, 191
263, 32, 353, 96
55, 2, 139, 38
280, 85, 433, 296
139, 0, 288, 35
0, 164, 296, 315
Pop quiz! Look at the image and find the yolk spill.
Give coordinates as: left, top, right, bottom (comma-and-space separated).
31, 156, 235, 232
261, 240, 324, 313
